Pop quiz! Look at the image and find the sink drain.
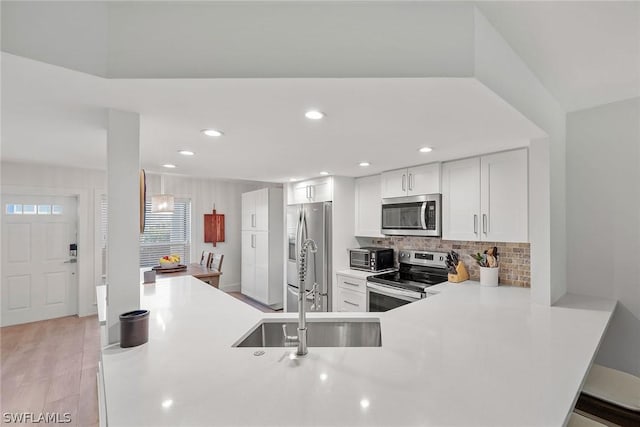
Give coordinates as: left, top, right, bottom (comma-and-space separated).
253, 350, 265, 356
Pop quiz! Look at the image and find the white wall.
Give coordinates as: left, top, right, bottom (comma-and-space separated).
105, 109, 140, 343
566, 97, 640, 376
473, 7, 567, 305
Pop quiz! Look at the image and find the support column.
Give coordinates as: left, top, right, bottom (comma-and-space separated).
106, 109, 140, 344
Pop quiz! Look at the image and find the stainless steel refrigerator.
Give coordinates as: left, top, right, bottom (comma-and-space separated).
286, 202, 332, 312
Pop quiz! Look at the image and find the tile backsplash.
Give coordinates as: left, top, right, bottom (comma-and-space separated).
357, 236, 531, 287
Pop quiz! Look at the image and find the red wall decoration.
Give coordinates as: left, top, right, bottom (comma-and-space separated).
204, 209, 225, 247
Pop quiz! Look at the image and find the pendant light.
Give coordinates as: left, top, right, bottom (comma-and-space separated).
152, 174, 174, 214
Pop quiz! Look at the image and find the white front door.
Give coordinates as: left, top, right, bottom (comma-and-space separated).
1, 195, 78, 326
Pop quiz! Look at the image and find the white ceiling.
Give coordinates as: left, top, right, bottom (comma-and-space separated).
477, 1, 640, 112
1, 53, 545, 182
2, 1, 638, 114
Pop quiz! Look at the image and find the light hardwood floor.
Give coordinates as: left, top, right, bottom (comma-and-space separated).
1, 315, 100, 427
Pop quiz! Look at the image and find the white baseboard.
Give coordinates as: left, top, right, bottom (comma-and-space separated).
220, 282, 241, 292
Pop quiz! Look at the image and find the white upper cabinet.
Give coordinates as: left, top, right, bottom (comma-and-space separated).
442, 157, 482, 241
287, 177, 333, 205
380, 169, 408, 199
442, 149, 528, 243
355, 175, 383, 237
480, 150, 528, 243
381, 163, 441, 199
408, 163, 441, 196
241, 188, 269, 231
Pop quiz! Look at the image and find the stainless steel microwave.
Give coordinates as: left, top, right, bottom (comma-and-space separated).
381, 194, 441, 237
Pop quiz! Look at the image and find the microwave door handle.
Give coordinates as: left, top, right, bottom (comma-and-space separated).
420, 202, 427, 230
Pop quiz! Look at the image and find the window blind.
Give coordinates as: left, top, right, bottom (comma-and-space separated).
140, 199, 191, 267
99, 196, 191, 269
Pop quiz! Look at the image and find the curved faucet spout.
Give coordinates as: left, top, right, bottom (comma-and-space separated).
295, 238, 318, 356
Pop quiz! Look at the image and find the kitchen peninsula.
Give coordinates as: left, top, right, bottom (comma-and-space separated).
100, 277, 615, 426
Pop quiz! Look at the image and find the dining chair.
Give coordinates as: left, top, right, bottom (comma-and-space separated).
209, 253, 224, 272
200, 251, 213, 267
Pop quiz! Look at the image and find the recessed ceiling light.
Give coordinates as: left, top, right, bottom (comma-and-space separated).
305, 110, 325, 120
201, 129, 223, 137
178, 150, 194, 156
419, 147, 433, 153
162, 164, 176, 169
319, 171, 329, 176
289, 178, 298, 182
359, 162, 370, 167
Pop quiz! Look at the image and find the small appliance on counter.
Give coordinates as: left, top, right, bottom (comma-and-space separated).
366, 250, 448, 312
349, 247, 394, 272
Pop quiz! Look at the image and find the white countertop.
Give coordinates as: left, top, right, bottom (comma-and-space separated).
101, 277, 616, 427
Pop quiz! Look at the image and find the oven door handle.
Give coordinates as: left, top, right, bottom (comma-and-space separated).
367, 282, 423, 301
420, 202, 427, 230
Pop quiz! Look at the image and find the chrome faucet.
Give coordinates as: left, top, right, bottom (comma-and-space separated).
283, 238, 317, 356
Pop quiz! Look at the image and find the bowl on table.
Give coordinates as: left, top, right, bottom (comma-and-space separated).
159, 256, 181, 269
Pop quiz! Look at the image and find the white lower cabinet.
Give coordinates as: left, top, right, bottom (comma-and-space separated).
241, 231, 257, 299
241, 230, 282, 306
336, 273, 367, 312
336, 287, 366, 312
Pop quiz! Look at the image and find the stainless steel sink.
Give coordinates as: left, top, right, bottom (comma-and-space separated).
234, 319, 382, 348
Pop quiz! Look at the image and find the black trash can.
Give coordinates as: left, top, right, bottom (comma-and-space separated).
119, 309, 150, 348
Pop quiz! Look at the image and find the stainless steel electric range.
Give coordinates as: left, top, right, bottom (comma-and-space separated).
366, 250, 449, 312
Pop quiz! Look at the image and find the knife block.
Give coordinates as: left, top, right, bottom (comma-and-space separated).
448, 261, 469, 283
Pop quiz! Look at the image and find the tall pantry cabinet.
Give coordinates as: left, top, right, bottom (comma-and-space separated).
241, 188, 283, 307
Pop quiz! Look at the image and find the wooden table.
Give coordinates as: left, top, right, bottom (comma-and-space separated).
141, 264, 222, 288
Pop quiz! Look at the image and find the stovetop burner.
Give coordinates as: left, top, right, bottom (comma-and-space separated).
367, 250, 449, 293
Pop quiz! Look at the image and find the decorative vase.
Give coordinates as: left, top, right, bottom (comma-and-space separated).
479, 267, 499, 287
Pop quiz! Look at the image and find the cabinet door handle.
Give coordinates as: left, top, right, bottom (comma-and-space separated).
474, 214, 478, 234
343, 281, 360, 287
251, 234, 256, 248
402, 174, 406, 192
343, 300, 359, 307
408, 173, 413, 191
309, 185, 314, 200
483, 214, 487, 234
251, 213, 256, 228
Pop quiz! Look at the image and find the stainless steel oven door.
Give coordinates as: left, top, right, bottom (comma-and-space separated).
366, 282, 423, 312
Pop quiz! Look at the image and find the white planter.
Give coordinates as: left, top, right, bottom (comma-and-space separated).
479, 267, 499, 287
